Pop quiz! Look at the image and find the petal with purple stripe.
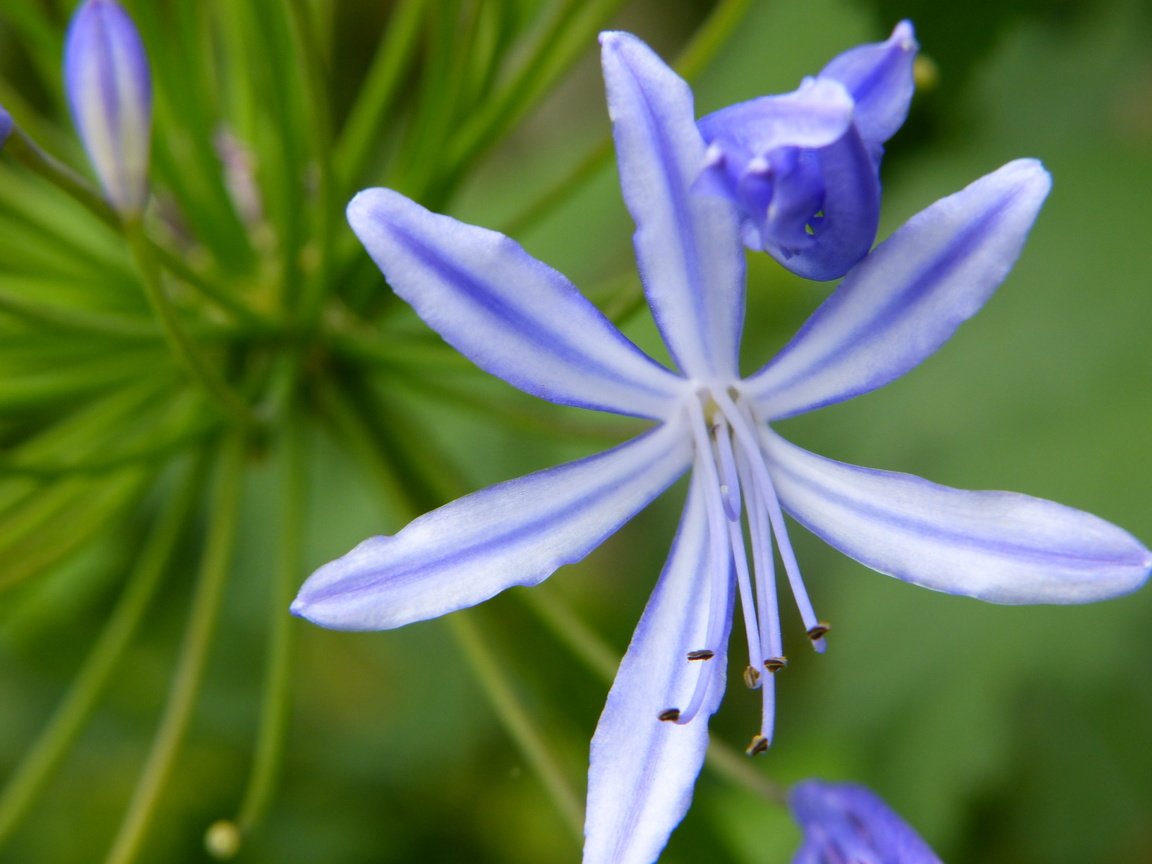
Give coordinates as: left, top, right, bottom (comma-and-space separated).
600, 31, 745, 381
584, 475, 730, 864
746, 159, 1052, 420
762, 429, 1152, 604
348, 188, 685, 419
292, 422, 692, 631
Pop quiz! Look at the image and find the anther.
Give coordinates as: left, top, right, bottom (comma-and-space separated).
743, 665, 761, 689
686, 649, 714, 661
745, 734, 770, 757
807, 622, 831, 642
764, 656, 788, 673
658, 708, 681, 723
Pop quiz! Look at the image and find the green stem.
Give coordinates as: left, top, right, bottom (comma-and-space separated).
102, 435, 246, 864
3, 127, 119, 229
447, 614, 585, 839
124, 219, 253, 426
322, 383, 585, 837
0, 457, 205, 852
232, 405, 306, 839
334, 0, 428, 187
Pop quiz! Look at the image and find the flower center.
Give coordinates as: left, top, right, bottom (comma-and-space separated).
663, 385, 829, 753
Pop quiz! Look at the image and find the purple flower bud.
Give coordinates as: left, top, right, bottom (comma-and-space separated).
0, 105, 13, 149
790, 780, 944, 864
64, 0, 152, 216
697, 22, 918, 281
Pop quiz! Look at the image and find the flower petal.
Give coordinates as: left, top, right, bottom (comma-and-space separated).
600, 31, 745, 380
64, 0, 152, 215
746, 159, 1052, 419
790, 780, 943, 864
819, 20, 918, 155
292, 422, 692, 631
347, 188, 685, 420
762, 429, 1152, 604
584, 475, 730, 864
765, 127, 879, 282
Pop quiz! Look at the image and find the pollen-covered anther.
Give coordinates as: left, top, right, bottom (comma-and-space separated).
686, 649, 714, 661
657, 708, 681, 723
742, 665, 761, 689
807, 622, 831, 642
764, 656, 788, 673
745, 734, 770, 757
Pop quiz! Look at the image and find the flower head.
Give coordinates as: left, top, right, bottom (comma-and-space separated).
292, 29, 1151, 864
790, 780, 943, 864
64, 0, 152, 216
697, 22, 917, 279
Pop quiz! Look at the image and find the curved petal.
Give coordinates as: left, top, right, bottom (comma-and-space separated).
292, 422, 692, 631
746, 159, 1052, 419
763, 127, 879, 281
696, 78, 854, 156
790, 780, 943, 864
762, 429, 1152, 604
347, 188, 684, 420
600, 31, 745, 381
584, 476, 730, 864
819, 20, 918, 153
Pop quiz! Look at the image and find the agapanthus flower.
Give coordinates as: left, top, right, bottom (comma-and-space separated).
697, 21, 917, 280
292, 30, 1151, 864
63, 0, 152, 216
791, 780, 943, 864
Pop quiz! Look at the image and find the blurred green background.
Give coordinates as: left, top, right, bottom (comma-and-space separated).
2, 0, 1151, 861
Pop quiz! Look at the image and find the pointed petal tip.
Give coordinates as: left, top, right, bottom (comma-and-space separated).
892, 20, 918, 51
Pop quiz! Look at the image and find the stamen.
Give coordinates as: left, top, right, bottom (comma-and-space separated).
687, 649, 714, 661
658, 708, 681, 723
743, 665, 761, 689
716, 391, 829, 654
712, 418, 742, 522
764, 657, 787, 673
807, 623, 831, 643
745, 734, 770, 757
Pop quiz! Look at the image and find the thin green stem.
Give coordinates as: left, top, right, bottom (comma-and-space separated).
124, 219, 253, 426
334, 0, 426, 187
102, 434, 246, 864
231, 404, 305, 839
3, 128, 119, 229
0, 457, 206, 853
447, 614, 585, 839
321, 382, 585, 836
286, 0, 338, 329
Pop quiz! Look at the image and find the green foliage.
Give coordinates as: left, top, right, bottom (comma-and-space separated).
1, 0, 1150, 861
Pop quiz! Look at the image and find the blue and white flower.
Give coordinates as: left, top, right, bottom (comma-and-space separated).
64, 0, 152, 216
697, 22, 918, 279
292, 30, 1151, 864
791, 780, 943, 864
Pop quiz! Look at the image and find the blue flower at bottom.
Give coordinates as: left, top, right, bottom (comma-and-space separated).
292, 30, 1151, 864
791, 780, 943, 864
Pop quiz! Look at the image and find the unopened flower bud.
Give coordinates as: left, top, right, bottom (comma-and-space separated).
0, 105, 13, 149
64, 0, 152, 216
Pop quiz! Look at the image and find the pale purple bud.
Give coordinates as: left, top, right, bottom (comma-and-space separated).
64, 0, 152, 216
